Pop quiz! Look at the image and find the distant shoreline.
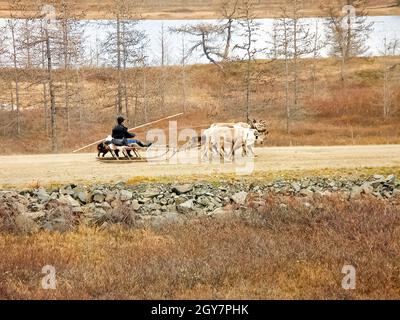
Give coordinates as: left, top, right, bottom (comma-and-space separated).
0, 4, 399, 20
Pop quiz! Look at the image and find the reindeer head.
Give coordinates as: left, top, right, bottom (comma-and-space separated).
249, 120, 269, 144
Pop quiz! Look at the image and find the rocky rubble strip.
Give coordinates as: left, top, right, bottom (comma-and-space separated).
0, 175, 399, 233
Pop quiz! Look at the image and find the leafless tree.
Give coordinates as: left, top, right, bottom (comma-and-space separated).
381, 38, 399, 118
290, 0, 315, 111
44, 16, 58, 152
272, 12, 293, 135
180, 33, 188, 113
157, 23, 169, 116
58, 0, 85, 132
324, 0, 374, 83
171, 0, 240, 70
311, 19, 324, 100
102, 0, 146, 117
234, 0, 261, 122
272, 1, 319, 136
6, 0, 23, 136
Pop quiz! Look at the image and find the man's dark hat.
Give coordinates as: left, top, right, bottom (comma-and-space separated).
117, 116, 125, 124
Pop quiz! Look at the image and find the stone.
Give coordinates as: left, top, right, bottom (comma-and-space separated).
360, 182, 374, 195
104, 190, 116, 203
382, 191, 392, 199
93, 191, 105, 203
392, 189, 400, 198
373, 191, 383, 199
148, 203, 162, 211
36, 188, 50, 203
139, 197, 152, 204
174, 197, 187, 205
120, 190, 133, 201
177, 199, 194, 214
131, 200, 141, 211
196, 196, 211, 207
110, 199, 122, 209
230, 192, 248, 205
371, 176, 385, 188
143, 188, 160, 198
58, 196, 82, 213
350, 186, 362, 199
291, 182, 301, 193
386, 175, 396, 185
152, 209, 162, 216
99, 202, 112, 210
50, 193, 59, 200
59, 195, 81, 208
115, 181, 126, 189
59, 186, 74, 196
171, 184, 193, 195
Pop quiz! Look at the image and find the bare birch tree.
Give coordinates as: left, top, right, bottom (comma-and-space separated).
324, 0, 374, 83
58, 0, 85, 132
234, 0, 261, 122
311, 19, 323, 100
6, 0, 23, 136
382, 38, 399, 118
272, 12, 293, 135
172, 0, 239, 70
180, 33, 188, 113
102, 0, 146, 118
158, 23, 169, 116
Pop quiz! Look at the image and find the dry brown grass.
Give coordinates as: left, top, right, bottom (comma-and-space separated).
1, 195, 400, 299
1, 56, 400, 154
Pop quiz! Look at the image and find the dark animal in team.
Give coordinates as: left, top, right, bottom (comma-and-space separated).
97, 142, 118, 158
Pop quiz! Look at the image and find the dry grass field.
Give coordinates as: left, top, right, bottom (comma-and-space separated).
1, 56, 399, 154
1, 195, 399, 299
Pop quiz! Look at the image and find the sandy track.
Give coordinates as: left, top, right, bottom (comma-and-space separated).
1, 145, 399, 187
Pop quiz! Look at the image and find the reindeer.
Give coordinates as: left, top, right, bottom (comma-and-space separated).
202, 119, 268, 161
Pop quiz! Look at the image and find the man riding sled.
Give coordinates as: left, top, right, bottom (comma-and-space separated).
111, 116, 153, 148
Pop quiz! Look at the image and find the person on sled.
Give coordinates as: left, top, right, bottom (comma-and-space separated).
111, 116, 153, 148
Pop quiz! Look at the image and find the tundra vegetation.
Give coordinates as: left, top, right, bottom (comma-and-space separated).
1, 174, 400, 299
0, 0, 400, 300
0, 0, 399, 153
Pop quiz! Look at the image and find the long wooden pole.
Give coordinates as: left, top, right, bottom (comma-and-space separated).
72, 112, 183, 153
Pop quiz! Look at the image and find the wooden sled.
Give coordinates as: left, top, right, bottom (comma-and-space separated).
96, 157, 148, 163
96, 144, 172, 163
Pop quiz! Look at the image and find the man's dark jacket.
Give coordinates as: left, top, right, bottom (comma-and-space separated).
112, 124, 136, 140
